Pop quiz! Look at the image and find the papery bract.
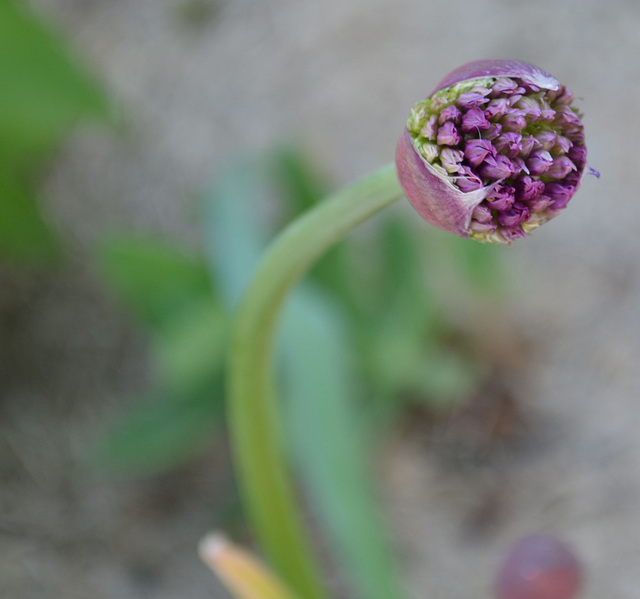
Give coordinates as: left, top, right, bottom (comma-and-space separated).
396, 59, 596, 244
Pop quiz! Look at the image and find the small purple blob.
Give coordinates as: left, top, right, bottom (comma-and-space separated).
496, 534, 582, 599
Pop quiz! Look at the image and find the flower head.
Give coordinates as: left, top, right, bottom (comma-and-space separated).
396, 60, 597, 244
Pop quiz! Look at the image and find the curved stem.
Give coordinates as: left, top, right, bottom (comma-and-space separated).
228, 162, 403, 599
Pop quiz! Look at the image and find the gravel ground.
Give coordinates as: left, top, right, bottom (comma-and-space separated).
3, 0, 640, 597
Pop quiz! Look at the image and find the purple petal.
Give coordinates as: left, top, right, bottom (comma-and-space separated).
587, 166, 600, 178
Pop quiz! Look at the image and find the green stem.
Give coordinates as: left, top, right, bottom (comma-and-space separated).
228, 162, 403, 599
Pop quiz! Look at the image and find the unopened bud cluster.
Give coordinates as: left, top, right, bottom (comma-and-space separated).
406, 75, 586, 243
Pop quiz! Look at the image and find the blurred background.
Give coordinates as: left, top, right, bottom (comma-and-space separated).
1, 1, 639, 598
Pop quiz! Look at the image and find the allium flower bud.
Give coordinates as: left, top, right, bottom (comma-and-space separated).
496, 534, 582, 599
396, 59, 597, 244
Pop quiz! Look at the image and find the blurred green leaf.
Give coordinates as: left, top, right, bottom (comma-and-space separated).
204, 160, 271, 305
444, 233, 504, 296
362, 217, 439, 404
0, 1, 108, 262
270, 147, 329, 215
281, 288, 403, 599
96, 239, 227, 475
0, 1, 109, 161
94, 380, 224, 475
411, 344, 480, 406
0, 168, 59, 261
154, 297, 228, 392
99, 235, 216, 330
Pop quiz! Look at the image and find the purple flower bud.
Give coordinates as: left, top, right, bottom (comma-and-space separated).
440, 147, 465, 173
455, 166, 485, 191
535, 130, 557, 151
527, 150, 554, 175
457, 89, 491, 109
482, 123, 503, 141
547, 156, 577, 179
461, 107, 491, 132
496, 534, 581, 599
396, 59, 595, 244
490, 78, 520, 96
515, 175, 546, 201
494, 132, 522, 157
485, 98, 510, 120
472, 203, 494, 223
479, 154, 513, 179
519, 134, 540, 157
498, 202, 530, 227
501, 111, 527, 132
464, 139, 496, 167
545, 182, 576, 210
554, 135, 573, 155
420, 115, 438, 140
503, 226, 528, 241
470, 220, 496, 234
421, 142, 439, 163
554, 106, 582, 129
551, 87, 575, 106
514, 96, 542, 119
511, 156, 529, 176
437, 121, 461, 146
567, 145, 587, 170
527, 194, 553, 212
438, 104, 462, 124
486, 185, 515, 211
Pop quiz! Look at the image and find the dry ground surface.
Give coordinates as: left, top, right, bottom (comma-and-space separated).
3, 0, 640, 597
